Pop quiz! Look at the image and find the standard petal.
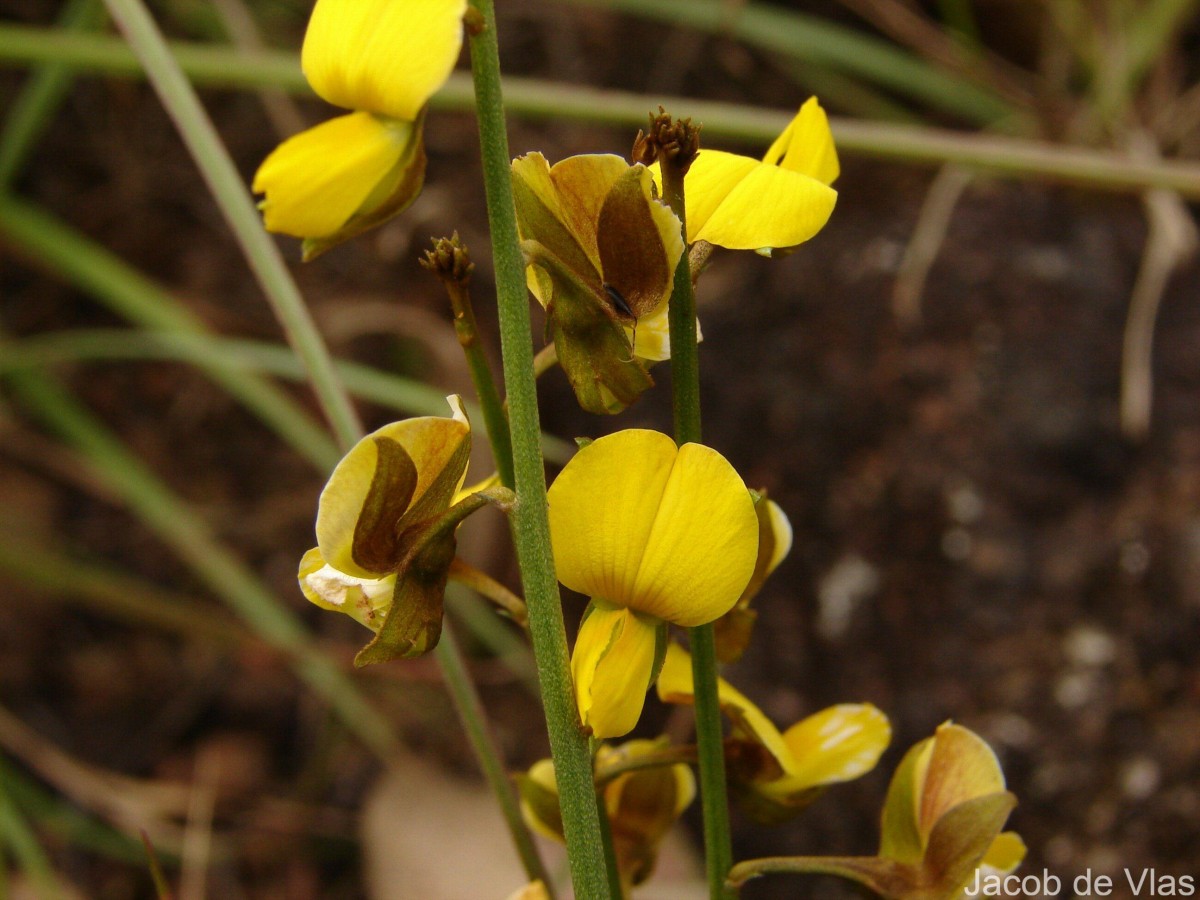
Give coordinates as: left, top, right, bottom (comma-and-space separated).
772, 703, 891, 791
253, 112, 411, 238
693, 162, 837, 252
549, 153, 630, 270
918, 723, 1007, 842
548, 430, 678, 605
302, 0, 467, 120
572, 603, 659, 738
675, 150, 758, 243
631, 442, 758, 625
315, 403, 469, 578
512, 152, 620, 289
596, 165, 683, 319
762, 97, 840, 186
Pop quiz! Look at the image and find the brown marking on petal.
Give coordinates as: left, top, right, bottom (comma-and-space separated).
350, 436, 417, 573
596, 168, 671, 319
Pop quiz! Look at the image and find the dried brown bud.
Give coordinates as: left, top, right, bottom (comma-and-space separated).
630, 107, 701, 173
420, 232, 474, 286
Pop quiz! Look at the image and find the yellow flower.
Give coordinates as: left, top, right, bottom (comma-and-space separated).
253, 0, 466, 257
298, 396, 477, 664
726, 723, 1024, 898
713, 491, 793, 662
657, 643, 889, 821
518, 738, 695, 889
503, 881, 549, 900
878, 722, 1025, 894
547, 430, 758, 737
656, 97, 838, 254
512, 152, 687, 414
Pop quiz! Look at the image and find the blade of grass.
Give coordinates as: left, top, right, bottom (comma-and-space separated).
0, 536, 247, 646
0, 327, 575, 465
0, 757, 146, 865
0, 351, 400, 760
0, 195, 340, 473
0, 0, 106, 189
0, 759, 61, 900
97, 0, 363, 450
548, 0, 1018, 125
2, 28, 1200, 197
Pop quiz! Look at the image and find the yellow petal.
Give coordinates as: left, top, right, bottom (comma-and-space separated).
674, 150, 758, 242
632, 442, 758, 625
656, 644, 792, 772
253, 112, 412, 239
316, 397, 469, 578
918, 723, 1007, 842
549, 430, 678, 605
302, 0, 467, 120
517, 759, 565, 842
505, 882, 551, 900
599, 738, 697, 886
625, 302, 703, 363
512, 152, 627, 289
763, 498, 793, 575
693, 160, 837, 252
762, 97, 840, 186
548, 431, 757, 625
770, 703, 890, 792
297, 546, 395, 632
979, 831, 1027, 874
572, 603, 659, 738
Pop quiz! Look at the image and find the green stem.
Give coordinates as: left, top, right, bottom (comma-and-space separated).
465, 2, 612, 898
429, 243, 516, 487
449, 558, 527, 627
592, 744, 697, 788
97, 0, 363, 451
660, 143, 734, 900
434, 622, 551, 892
686, 626, 733, 898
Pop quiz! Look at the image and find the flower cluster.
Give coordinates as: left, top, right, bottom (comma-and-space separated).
271, 7, 1028, 894
254, 0, 466, 259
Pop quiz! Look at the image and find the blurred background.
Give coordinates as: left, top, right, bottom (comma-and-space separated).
2, 0, 1200, 896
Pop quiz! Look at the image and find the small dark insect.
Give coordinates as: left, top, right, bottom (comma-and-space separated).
602, 282, 639, 359
602, 282, 634, 318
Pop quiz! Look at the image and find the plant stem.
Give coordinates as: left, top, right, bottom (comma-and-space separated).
659, 135, 734, 900
449, 559, 527, 627
97, 0, 363, 451
424, 237, 516, 487
465, 2, 613, 897
434, 622, 551, 892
